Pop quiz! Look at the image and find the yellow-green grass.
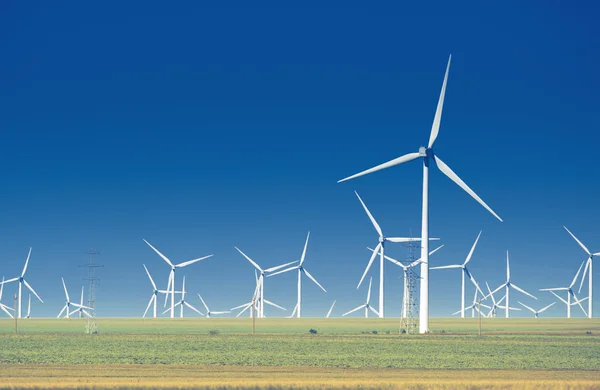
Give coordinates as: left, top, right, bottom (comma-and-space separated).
0, 365, 599, 389
1, 317, 599, 335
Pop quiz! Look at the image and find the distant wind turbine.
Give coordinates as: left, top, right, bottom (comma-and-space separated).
142, 264, 171, 318
337, 56, 503, 333
487, 251, 536, 318
268, 232, 326, 318
0, 278, 15, 318
540, 261, 587, 318
58, 278, 92, 319
563, 226, 598, 318
198, 293, 230, 318
1, 248, 43, 318
518, 301, 556, 318
430, 231, 485, 318
343, 277, 378, 318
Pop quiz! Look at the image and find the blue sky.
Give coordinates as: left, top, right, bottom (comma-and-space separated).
0, 2, 598, 318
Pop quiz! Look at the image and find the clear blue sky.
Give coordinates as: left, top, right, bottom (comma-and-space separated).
0, 2, 598, 318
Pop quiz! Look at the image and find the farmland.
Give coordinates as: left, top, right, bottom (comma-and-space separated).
0, 318, 598, 388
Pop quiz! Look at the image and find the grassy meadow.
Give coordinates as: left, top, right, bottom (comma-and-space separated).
0, 318, 598, 388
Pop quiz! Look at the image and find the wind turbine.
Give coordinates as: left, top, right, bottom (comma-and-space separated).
58, 278, 92, 319
430, 231, 485, 318
454, 300, 491, 316
484, 282, 504, 318
368, 244, 444, 318
0, 278, 15, 318
268, 232, 326, 318
518, 301, 556, 318
142, 264, 171, 318
143, 239, 213, 318
353, 191, 427, 318
342, 277, 378, 318
234, 247, 296, 318
2, 248, 43, 318
548, 291, 588, 318
326, 300, 336, 318
487, 251, 536, 318
337, 56, 503, 333
197, 294, 230, 318
70, 286, 93, 319
166, 277, 203, 318
563, 226, 598, 318
540, 261, 587, 318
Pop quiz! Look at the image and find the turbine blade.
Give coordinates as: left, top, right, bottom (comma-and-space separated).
326, 300, 336, 318
62, 278, 70, 302
264, 261, 298, 273
354, 191, 382, 237
368, 247, 404, 268
197, 293, 210, 312
342, 304, 366, 316
511, 284, 537, 299
235, 247, 263, 272
434, 155, 503, 222
176, 254, 214, 268
236, 304, 251, 317
211, 311, 230, 315
22, 248, 32, 277
368, 306, 379, 317
464, 231, 482, 265
539, 287, 568, 291
570, 261, 585, 289
143, 239, 174, 267
338, 152, 421, 183
538, 302, 556, 313
143, 264, 157, 291
263, 299, 286, 311
57, 305, 67, 319
0, 304, 14, 318
578, 260, 590, 294
549, 290, 568, 305
572, 293, 587, 316
143, 296, 154, 318
267, 266, 297, 277
303, 268, 326, 292
386, 237, 430, 243
518, 301, 535, 313
428, 55, 451, 148
563, 226, 591, 255
430, 264, 461, 270
366, 277, 373, 303
184, 302, 204, 316
299, 232, 310, 266
231, 302, 252, 311
358, 243, 380, 288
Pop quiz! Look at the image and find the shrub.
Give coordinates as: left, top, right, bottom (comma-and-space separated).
208, 329, 220, 335
309, 329, 318, 335
372, 330, 378, 335
586, 331, 592, 335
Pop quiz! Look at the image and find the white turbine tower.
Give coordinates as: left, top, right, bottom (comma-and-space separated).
143, 239, 213, 318
342, 277, 378, 318
430, 231, 485, 318
337, 56, 503, 333
563, 226, 598, 318
518, 301, 556, 318
540, 261, 587, 318
268, 232, 326, 318
198, 294, 230, 318
142, 264, 170, 318
488, 251, 537, 318
2, 248, 43, 318
25, 295, 31, 319
57, 278, 92, 319
69, 286, 92, 319
353, 191, 427, 318
234, 246, 296, 318
0, 278, 15, 318
368, 244, 444, 318
167, 277, 203, 318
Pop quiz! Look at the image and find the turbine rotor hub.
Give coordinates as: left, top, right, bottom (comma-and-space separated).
379, 236, 385, 243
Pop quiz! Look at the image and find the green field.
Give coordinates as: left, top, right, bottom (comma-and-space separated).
0, 318, 598, 388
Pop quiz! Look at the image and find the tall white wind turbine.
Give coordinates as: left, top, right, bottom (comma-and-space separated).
354, 191, 426, 318
548, 291, 588, 318
342, 277, 378, 318
143, 239, 213, 318
488, 251, 537, 318
563, 226, 598, 318
167, 277, 203, 318
69, 286, 92, 319
58, 278, 92, 319
368, 244, 444, 318
518, 301, 556, 318
142, 264, 170, 318
198, 293, 230, 318
337, 56, 503, 333
430, 231, 485, 318
540, 261, 587, 318
0, 278, 15, 318
234, 247, 296, 318
268, 232, 326, 318
2, 248, 43, 318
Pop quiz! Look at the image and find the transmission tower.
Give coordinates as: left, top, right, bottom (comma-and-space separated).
79, 248, 103, 334
400, 235, 420, 335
